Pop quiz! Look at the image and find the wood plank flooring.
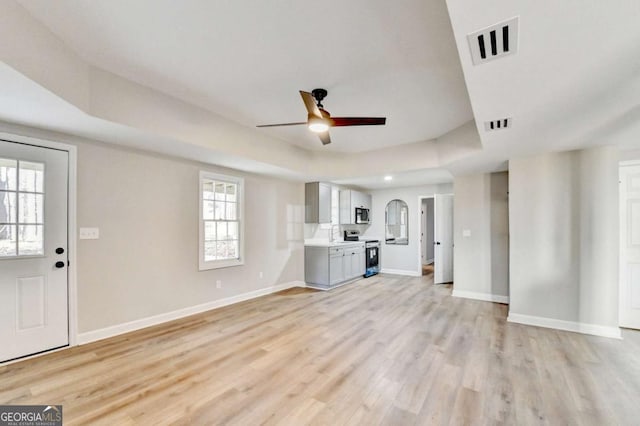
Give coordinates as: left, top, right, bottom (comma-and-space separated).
1, 274, 640, 425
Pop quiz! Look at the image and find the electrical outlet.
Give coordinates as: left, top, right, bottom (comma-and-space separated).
462, 229, 471, 237
259, 272, 263, 279
79, 227, 100, 240
216, 280, 222, 289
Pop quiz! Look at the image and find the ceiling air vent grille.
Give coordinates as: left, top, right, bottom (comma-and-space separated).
467, 17, 519, 65
484, 118, 512, 131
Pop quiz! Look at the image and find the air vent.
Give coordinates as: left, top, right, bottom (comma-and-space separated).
467, 17, 519, 65
484, 118, 512, 131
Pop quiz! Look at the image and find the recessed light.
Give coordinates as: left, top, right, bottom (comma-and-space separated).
384, 175, 393, 181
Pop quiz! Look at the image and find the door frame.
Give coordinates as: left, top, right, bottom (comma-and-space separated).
0, 132, 78, 348
417, 195, 435, 270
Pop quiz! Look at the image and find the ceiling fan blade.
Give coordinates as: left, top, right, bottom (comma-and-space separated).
256, 122, 307, 128
331, 117, 386, 127
318, 131, 331, 145
300, 91, 322, 117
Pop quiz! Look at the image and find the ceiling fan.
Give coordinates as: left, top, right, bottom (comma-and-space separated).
256, 89, 386, 145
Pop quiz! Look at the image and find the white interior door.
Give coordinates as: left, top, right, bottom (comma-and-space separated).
421, 200, 427, 264
620, 165, 640, 329
0, 141, 68, 362
434, 194, 453, 284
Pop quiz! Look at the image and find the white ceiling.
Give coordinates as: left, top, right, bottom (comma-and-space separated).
17, 0, 473, 153
0, 62, 310, 182
1, 0, 639, 191
446, 0, 640, 159
334, 168, 453, 190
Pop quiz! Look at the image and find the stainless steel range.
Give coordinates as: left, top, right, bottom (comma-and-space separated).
344, 230, 380, 277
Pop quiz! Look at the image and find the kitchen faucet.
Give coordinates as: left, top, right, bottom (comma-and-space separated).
329, 224, 340, 242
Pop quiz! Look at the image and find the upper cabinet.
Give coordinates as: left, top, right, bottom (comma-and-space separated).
339, 189, 372, 224
305, 182, 332, 223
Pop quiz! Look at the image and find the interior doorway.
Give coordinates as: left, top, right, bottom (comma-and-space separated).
619, 162, 640, 330
420, 197, 434, 276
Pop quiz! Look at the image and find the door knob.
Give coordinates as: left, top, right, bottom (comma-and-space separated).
55, 261, 65, 269
56, 247, 64, 254
435, 242, 441, 245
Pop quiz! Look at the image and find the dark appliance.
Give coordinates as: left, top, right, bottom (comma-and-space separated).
355, 207, 370, 224
344, 230, 360, 241
364, 240, 380, 277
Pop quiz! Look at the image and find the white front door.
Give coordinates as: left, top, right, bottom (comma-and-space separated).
434, 194, 453, 284
620, 164, 640, 329
0, 140, 69, 362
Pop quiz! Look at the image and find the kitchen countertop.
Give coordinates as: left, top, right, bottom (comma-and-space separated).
304, 240, 365, 248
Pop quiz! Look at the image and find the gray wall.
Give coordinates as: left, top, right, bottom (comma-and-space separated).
74, 140, 304, 332
509, 146, 618, 327
365, 183, 453, 275
453, 172, 509, 298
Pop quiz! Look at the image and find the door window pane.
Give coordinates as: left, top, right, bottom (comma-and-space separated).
0, 191, 16, 223
0, 224, 16, 256
0, 159, 46, 257
0, 158, 17, 191
19, 193, 44, 224
18, 225, 43, 256
19, 161, 44, 193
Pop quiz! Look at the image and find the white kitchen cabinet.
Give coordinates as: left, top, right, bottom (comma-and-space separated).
329, 252, 344, 285
339, 190, 372, 224
304, 243, 365, 289
345, 247, 366, 277
358, 250, 366, 275
305, 182, 332, 223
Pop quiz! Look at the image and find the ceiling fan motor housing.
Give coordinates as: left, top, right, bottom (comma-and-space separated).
311, 88, 328, 108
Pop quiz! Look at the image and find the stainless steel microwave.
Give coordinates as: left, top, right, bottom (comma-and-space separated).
355, 207, 370, 224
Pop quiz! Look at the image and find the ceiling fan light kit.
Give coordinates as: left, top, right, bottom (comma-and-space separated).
308, 115, 329, 133
256, 88, 386, 145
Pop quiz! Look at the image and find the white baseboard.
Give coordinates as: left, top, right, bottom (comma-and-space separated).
380, 268, 421, 277
452, 289, 509, 304
78, 281, 306, 345
507, 313, 622, 339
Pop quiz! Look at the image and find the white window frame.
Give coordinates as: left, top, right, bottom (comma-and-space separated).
199, 171, 244, 270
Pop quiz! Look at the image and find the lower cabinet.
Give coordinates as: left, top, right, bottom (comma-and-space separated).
344, 247, 365, 279
329, 253, 344, 285
305, 243, 365, 289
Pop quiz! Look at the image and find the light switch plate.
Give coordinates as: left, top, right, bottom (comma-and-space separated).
79, 227, 100, 240
462, 229, 471, 237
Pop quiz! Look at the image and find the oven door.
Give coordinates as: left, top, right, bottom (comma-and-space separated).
366, 246, 379, 268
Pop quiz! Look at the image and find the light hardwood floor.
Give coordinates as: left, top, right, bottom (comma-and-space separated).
1, 274, 640, 425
